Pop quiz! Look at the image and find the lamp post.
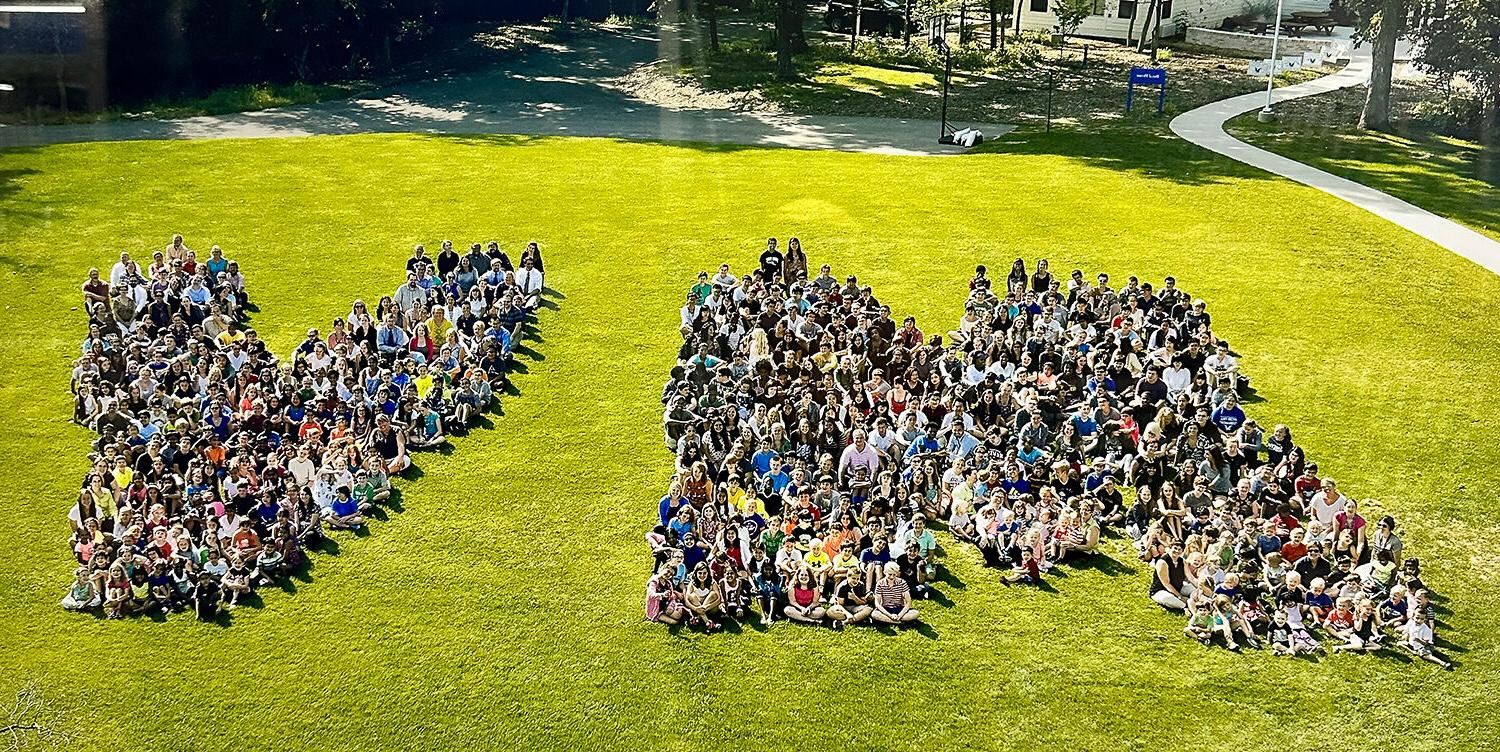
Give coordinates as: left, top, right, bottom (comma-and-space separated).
1257, 0, 1286, 122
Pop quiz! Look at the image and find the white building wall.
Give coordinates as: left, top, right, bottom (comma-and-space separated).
1017, 0, 1244, 41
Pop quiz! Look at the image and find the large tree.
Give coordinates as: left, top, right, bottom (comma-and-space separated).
1358, 0, 1410, 131
703, 0, 721, 52
775, 0, 797, 80
1413, 0, 1500, 167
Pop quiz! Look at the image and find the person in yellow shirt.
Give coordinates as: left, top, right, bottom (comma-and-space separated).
215, 326, 245, 349
413, 364, 437, 400
829, 541, 863, 588
427, 307, 455, 345
803, 538, 832, 591
110, 456, 135, 493
727, 476, 767, 521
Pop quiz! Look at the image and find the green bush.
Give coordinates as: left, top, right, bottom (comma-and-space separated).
1409, 91, 1487, 141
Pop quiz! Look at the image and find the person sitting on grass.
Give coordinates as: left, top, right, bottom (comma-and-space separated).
683, 563, 724, 631
327, 486, 366, 533
645, 568, 686, 626
1184, 593, 1219, 647
191, 571, 220, 621
61, 567, 100, 611
872, 562, 920, 625
221, 553, 253, 609
1004, 546, 1042, 586
252, 543, 286, 587
1332, 598, 1384, 654
827, 572, 873, 630
783, 568, 826, 625
1398, 609, 1452, 669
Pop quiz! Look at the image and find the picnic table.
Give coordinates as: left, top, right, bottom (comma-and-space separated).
1282, 12, 1337, 35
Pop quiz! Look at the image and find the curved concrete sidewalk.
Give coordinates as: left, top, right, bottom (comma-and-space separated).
1170, 45, 1500, 275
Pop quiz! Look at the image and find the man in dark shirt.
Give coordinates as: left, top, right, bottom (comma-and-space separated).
1295, 545, 1333, 584
759, 238, 784, 284
897, 542, 928, 599
1135, 367, 1169, 407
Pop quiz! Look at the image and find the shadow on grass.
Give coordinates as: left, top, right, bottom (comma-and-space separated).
1229, 118, 1500, 237
1062, 552, 1137, 577
0, 162, 49, 238
977, 125, 1274, 187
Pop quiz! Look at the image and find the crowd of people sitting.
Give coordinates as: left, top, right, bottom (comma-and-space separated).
645, 242, 1450, 665
63, 235, 546, 619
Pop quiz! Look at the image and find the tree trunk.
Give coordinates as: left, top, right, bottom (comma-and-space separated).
776, 0, 797, 80
790, 1, 809, 52
991, 0, 999, 48
1360, 0, 1406, 131
959, 0, 968, 45
1126, 1, 1139, 46
706, 0, 720, 51
560, 0, 572, 23
1015, 0, 1024, 34
1480, 89, 1500, 183
904, 0, 913, 46
1136, 0, 1160, 52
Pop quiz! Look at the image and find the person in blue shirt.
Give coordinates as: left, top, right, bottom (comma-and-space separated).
687, 341, 724, 371
760, 456, 791, 497
1070, 407, 1099, 439
904, 424, 942, 468
203, 245, 229, 279
483, 320, 514, 358
752, 439, 778, 477
1017, 439, 1046, 470
1085, 372, 1115, 395
1210, 394, 1247, 435
946, 430, 979, 464
659, 483, 688, 526
329, 487, 366, 532
1000, 465, 1032, 500
668, 506, 695, 541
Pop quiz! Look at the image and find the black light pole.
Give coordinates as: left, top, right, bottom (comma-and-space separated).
940, 41, 953, 140
935, 30, 953, 142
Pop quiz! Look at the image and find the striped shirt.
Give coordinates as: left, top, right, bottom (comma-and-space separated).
875, 577, 909, 611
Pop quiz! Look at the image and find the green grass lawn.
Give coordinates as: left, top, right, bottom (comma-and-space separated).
1228, 116, 1500, 243
2, 131, 1499, 750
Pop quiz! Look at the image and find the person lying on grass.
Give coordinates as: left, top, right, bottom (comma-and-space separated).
62, 235, 543, 618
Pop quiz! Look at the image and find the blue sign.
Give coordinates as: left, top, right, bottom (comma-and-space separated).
1126, 67, 1168, 115
1129, 67, 1167, 85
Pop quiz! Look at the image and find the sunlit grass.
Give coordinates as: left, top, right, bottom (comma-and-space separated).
1230, 116, 1500, 241
1, 132, 1496, 750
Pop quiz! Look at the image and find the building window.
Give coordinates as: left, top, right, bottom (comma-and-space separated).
1160, 0, 1173, 16
1030, 0, 1048, 12
1118, 0, 1136, 17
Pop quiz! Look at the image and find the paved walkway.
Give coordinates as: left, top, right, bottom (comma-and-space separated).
1170, 42, 1500, 275
0, 25, 1007, 156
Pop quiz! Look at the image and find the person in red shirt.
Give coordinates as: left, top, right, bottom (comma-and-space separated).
1280, 527, 1310, 564
1294, 461, 1322, 499
1323, 597, 1356, 641
1005, 547, 1042, 585
231, 526, 262, 561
